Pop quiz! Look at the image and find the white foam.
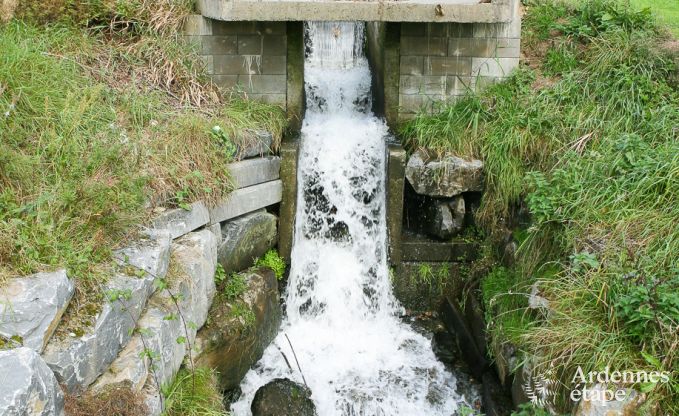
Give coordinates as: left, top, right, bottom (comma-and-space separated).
231, 22, 468, 416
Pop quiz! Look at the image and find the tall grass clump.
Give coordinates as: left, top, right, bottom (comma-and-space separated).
401, 0, 678, 413
162, 368, 229, 416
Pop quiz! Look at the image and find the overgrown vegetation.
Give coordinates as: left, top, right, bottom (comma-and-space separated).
163, 367, 228, 416
64, 384, 149, 416
254, 249, 287, 280
401, 0, 678, 413
0, 3, 285, 299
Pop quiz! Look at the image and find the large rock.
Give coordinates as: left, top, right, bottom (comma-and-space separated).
424, 196, 465, 240
43, 232, 171, 392
0, 347, 65, 415
195, 268, 281, 390
229, 156, 281, 189
251, 379, 316, 416
218, 210, 277, 274
93, 230, 217, 398
406, 149, 484, 197
0, 270, 74, 353
574, 384, 644, 416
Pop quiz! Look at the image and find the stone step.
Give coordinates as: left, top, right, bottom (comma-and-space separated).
228, 156, 281, 189
42, 231, 172, 392
209, 180, 283, 224
401, 236, 478, 262
151, 201, 210, 240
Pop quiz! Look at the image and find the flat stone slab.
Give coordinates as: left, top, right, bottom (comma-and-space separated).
43, 233, 171, 392
402, 233, 478, 262
0, 347, 65, 416
151, 201, 210, 239
0, 270, 74, 353
199, 0, 514, 23
229, 157, 281, 189
209, 180, 283, 224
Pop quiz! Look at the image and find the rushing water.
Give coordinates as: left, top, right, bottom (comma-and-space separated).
231, 22, 469, 416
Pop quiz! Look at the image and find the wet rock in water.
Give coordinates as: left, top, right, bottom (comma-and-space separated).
251, 378, 316, 416
0, 270, 74, 353
424, 196, 466, 240
0, 347, 65, 415
406, 149, 484, 198
195, 268, 281, 390
218, 210, 278, 275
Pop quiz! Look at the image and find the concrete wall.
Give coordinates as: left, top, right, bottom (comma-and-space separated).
396, 0, 520, 120
184, 16, 304, 125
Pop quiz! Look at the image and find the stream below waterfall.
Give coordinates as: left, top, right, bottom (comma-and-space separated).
231, 21, 473, 416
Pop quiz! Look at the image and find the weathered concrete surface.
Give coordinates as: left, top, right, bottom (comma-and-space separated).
251, 378, 316, 416
218, 210, 278, 274
94, 230, 218, 394
43, 233, 172, 392
229, 156, 281, 189
386, 143, 406, 265
0, 347, 65, 416
209, 180, 283, 224
151, 201, 210, 239
199, 0, 515, 23
401, 234, 478, 262
406, 149, 484, 197
286, 22, 305, 132
0, 270, 74, 353
392, 262, 467, 312
195, 268, 281, 391
278, 140, 298, 262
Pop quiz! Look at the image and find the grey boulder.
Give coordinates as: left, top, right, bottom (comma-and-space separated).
424, 196, 465, 239
0, 347, 65, 416
406, 149, 484, 197
218, 210, 277, 274
251, 378, 316, 416
0, 270, 74, 353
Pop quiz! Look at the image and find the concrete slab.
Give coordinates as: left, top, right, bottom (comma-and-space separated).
228, 156, 281, 189
199, 0, 514, 23
401, 233, 478, 262
209, 180, 283, 224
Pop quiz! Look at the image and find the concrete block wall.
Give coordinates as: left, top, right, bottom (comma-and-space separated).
185, 17, 287, 105
397, 1, 521, 119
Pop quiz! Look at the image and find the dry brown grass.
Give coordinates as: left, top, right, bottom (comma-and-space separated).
0, 0, 16, 22
64, 384, 148, 416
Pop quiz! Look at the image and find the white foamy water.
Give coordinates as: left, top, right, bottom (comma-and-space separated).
231, 22, 468, 416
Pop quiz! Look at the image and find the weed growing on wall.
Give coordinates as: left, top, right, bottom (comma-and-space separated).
254, 249, 287, 280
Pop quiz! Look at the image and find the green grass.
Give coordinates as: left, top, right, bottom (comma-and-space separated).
0, 9, 286, 329
402, 1, 679, 412
561, 0, 679, 35
162, 368, 228, 416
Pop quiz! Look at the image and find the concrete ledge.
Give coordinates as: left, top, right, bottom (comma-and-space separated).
209, 180, 283, 224
402, 235, 478, 262
198, 0, 514, 23
228, 156, 281, 189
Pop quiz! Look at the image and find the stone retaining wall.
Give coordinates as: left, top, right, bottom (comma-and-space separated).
0, 151, 285, 415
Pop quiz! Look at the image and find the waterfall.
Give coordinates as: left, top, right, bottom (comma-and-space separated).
231, 22, 468, 416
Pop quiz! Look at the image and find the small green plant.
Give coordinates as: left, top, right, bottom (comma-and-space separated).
210, 125, 237, 159
214, 264, 226, 286
254, 249, 286, 280
162, 368, 228, 416
229, 302, 256, 330
412, 263, 450, 294
511, 403, 551, 416
222, 273, 248, 300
